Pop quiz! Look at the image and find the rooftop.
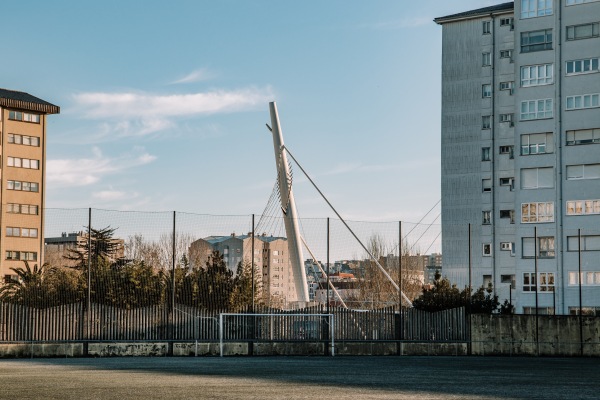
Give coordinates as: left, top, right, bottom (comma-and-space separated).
434, 2, 514, 24
0, 88, 60, 114
203, 234, 287, 245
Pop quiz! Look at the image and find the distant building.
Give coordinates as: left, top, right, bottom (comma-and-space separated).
0, 89, 59, 283
189, 234, 299, 307
314, 272, 360, 306
423, 253, 443, 284
44, 232, 125, 268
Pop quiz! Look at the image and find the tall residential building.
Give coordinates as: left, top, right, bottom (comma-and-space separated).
436, 1, 600, 314
189, 234, 299, 307
0, 89, 59, 283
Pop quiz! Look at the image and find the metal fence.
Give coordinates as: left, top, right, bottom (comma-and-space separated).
0, 302, 465, 343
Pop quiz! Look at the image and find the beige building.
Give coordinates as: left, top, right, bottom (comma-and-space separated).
44, 232, 125, 268
0, 89, 59, 283
189, 233, 298, 307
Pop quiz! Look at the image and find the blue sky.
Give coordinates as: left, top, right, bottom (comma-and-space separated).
5, 0, 498, 223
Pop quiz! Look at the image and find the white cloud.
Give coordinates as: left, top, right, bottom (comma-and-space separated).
47, 147, 156, 187
171, 68, 215, 84
92, 190, 131, 201
72, 87, 274, 119
68, 86, 274, 140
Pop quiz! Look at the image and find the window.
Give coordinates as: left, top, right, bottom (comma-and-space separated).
521, 0, 552, 18
567, 235, 600, 251
482, 211, 491, 225
500, 242, 512, 251
521, 132, 553, 155
566, 58, 600, 75
501, 274, 516, 287
520, 64, 553, 87
566, 93, 600, 110
482, 147, 491, 161
500, 18, 514, 28
521, 29, 553, 52
568, 271, 600, 286
521, 167, 554, 189
567, 0, 600, 4
566, 128, 600, 145
500, 209, 515, 223
539, 273, 555, 291
8, 111, 40, 123
522, 237, 555, 258
482, 84, 492, 98
499, 145, 514, 159
566, 199, 600, 215
521, 202, 554, 223
499, 82, 514, 92
482, 178, 492, 192
482, 52, 491, 66
5, 251, 37, 261
6, 227, 20, 237
482, 116, 491, 129
566, 22, 599, 40
7, 157, 40, 170
483, 21, 491, 34
566, 164, 600, 180
8, 134, 40, 147
520, 99, 553, 120
500, 49, 513, 59
500, 177, 515, 191
499, 114, 514, 125
523, 272, 536, 291
482, 243, 492, 256
7, 180, 39, 192
539, 238, 555, 258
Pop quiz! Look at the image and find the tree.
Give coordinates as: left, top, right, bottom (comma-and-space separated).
65, 226, 124, 270
230, 260, 263, 311
0, 261, 86, 307
354, 235, 424, 309
412, 272, 500, 314
201, 251, 234, 311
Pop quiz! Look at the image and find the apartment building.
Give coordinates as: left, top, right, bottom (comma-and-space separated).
44, 232, 125, 268
189, 234, 298, 307
435, 1, 600, 314
0, 89, 59, 283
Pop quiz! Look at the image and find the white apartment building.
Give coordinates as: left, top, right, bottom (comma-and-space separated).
435, 1, 600, 314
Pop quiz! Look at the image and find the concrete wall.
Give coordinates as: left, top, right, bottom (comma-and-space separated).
1, 315, 599, 357
471, 314, 600, 356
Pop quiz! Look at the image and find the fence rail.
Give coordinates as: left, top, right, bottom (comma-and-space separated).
0, 302, 466, 343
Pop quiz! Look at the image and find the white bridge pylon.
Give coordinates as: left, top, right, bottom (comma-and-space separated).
269, 102, 310, 304
267, 101, 413, 308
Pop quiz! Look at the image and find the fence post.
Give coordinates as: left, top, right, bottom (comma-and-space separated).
324, 217, 330, 356
397, 220, 403, 355
534, 226, 539, 356
168, 211, 176, 356
467, 223, 472, 356
578, 228, 583, 356
249, 214, 255, 356
83, 207, 92, 356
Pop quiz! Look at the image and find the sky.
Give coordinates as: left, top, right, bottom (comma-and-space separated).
4, 0, 500, 226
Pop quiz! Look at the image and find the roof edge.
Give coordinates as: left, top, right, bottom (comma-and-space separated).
0, 98, 60, 114
435, 2, 514, 25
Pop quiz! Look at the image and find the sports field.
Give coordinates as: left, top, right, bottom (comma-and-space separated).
0, 356, 598, 399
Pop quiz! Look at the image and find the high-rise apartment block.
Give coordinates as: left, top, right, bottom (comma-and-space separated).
189, 234, 298, 307
0, 89, 59, 283
436, 1, 600, 314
